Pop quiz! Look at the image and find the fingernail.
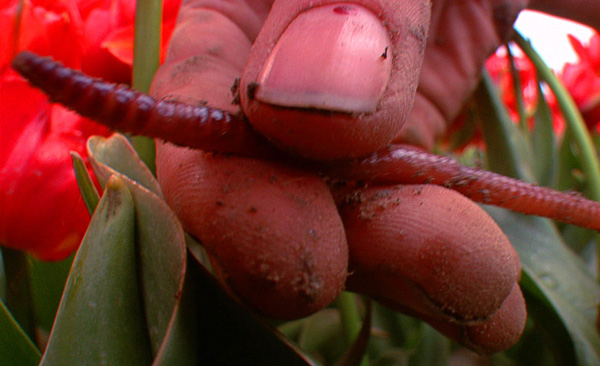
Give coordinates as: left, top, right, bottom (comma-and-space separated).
255, 4, 392, 114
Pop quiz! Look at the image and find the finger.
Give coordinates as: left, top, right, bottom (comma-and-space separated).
337, 184, 521, 323
152, 1, 349, 319
153, 0, 270, 225
239, 0, 431, 160
163, 151, 348, 319
154, 0, 268, 243
529, 0, 600, 31
390, 284, 527, 355
397, 0, 528, 149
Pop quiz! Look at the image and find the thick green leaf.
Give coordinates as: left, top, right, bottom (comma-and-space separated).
477, 72, 600, 365
127, 178, 186, 355
88, 134, 187, 356
0, 299, 41, 366
40, 176, 153, 365
28, 254, 73, 332
555, 129, 583, 192
517, 278, 577, 365
151, 256, 199, 366
87, 134, 162, 197
486, 208, 600, 365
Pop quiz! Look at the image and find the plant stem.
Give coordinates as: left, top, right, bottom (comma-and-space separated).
335, 292, 369, 365
131, 0, 163, 173
133, 0, 162, 93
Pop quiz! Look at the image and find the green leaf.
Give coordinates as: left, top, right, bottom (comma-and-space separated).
531, 81, 557, 187
88, 134, 188, 356
0, 299, 41, 366
28, 254, 73, 332
336, 300, 372, 366
477, 65, 600, 365
2, 248, 35, 340
555, 129, 583, 192
125, 176, 186, 355
506, 45, 529, 131
87, 134, 162, 197
88, 134, 186, 355
151, 257, 200, 366
70, 151, 100, 215
474, 71, 536, 182
486, 208, 600, 365
40, 176, 153, 365
296, 309, 344, 363
517, 277, 577, 365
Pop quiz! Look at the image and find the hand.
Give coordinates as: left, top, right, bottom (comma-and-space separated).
151, 0, 599, 354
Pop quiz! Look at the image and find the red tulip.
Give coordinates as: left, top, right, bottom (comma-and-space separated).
561, 33, 600, 131
0, 0, 180, 260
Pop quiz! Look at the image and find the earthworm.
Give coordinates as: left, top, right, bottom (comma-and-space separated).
327, 145, 600, 230
11, 51, 600, 230
11, 51, 276, 158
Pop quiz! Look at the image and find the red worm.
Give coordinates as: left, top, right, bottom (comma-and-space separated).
11, 51, 600, 230
326, 145, 600, 230
11, 51, 276, 158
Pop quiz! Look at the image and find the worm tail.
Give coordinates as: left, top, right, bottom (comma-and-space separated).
11, 51, 275, 158
329, 145, 600, 231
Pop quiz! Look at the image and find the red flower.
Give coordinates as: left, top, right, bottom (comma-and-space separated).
0, 0, 181, 260
485, 47, 539, 125
443, 46, 566, 152
561, 33, 600, 131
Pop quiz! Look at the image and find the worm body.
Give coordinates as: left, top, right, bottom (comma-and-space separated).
329, 145, 600, 230
11, 51, 275, 158
11, 51, 600, 231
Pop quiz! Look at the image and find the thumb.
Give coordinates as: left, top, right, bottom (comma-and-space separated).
240, 0, 431, 160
